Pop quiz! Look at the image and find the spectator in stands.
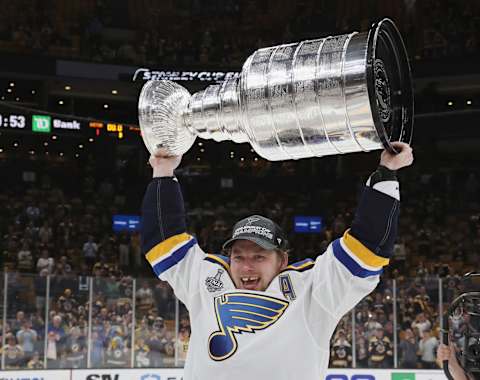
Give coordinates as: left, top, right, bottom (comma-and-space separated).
36, 249, 54, 274
135, 337, 151, 367
418, 328, 439, 369
331, 330, 352, 368
64, 326, 87, 368
83, 235, 98, 269
355, 334, 369, 368
368, 327, 393, 368
399, 328, 419, 368
136, 281, 155, 317
47, 315, 66, 368
16, 320, 37, 365
27, 351, 44, 369
412, 312, 432, 338
17, 242, 33, 272
1, 333, 24, 369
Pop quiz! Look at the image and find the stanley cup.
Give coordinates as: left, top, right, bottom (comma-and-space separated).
138, 18, 413, 161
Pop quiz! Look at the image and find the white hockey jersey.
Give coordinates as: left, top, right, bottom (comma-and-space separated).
146, 229, 389, 380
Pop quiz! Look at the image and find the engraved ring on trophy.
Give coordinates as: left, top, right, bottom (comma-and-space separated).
138, 18, 413, 160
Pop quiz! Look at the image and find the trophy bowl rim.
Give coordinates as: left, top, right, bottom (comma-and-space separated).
366, 18, 414, 154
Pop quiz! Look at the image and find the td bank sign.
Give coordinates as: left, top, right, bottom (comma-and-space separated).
32, 114, 81, 133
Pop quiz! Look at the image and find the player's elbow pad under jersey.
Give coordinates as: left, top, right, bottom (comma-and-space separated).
141, 177, 187, 255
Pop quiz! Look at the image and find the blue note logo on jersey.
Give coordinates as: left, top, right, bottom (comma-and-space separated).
208, 292, 289, 361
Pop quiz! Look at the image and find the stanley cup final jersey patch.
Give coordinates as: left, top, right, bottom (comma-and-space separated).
208, 292, 289, 361
205, 269, 225, 292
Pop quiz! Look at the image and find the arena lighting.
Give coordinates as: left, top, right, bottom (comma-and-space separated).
7, 88, 12, 93
9, 82, 14, 87
13, 142, 18, 147
43, 142, 48, 146
59, 152, 64, 157
88, 137, 94, 142
111, 90, 118, 95
196, 157, 200, 161
29, 150, 35, 155
467, 100, 472, 105
78, 144, 84, 149
31, 90, 35, 94
58, 100, 64, 105
45, 151, 49, 155
200, 148, 205, 152
103, 104, 109, 109
1, 96, 5, 100
254, 157, 259, 161
240, 157, 245, 161
250, 149, 254, 152
0, 148, 3, 153
65, 85, 71, 90
75, 153, 79, 158
198, 142, 203, 146
15, 97, 19, 101
448, 101, 453, 106
52, 135, 58, 140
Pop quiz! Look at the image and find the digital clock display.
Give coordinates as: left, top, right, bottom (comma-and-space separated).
0, 114, 26, 129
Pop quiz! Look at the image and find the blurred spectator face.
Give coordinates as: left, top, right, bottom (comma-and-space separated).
53, 315, 62, 327
376, 328, 384, 338
165, 342, 174, 356
405, 328, 414, 340
7, 335, 16, 346
229, 240, 288, 291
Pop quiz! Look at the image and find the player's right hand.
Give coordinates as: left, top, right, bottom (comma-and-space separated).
149, 150, 182, 177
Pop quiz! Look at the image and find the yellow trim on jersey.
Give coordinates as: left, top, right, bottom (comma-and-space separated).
343, 230, 390, 267
205, 254, 231, 270
285, 261, 314, 271
146, 232, 192, 264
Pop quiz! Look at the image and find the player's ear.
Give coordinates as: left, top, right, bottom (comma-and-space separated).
278, 250, 289, 270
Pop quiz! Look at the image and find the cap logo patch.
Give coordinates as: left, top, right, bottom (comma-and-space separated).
245, 216, 261, 226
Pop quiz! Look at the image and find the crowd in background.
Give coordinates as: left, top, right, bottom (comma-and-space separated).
0, 0, 478, 66
0, 147, 479, 370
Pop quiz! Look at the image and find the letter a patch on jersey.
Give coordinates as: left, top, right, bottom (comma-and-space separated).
279, 274, 296, 301
208, 292, 289, 361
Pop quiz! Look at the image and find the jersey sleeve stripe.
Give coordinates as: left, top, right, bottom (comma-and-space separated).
150, 237, 197, 277
146, 233, 197, 276
342, 230, 390, 267
332, 239, 383, 278
146, 232, 192, 264
204, 254, 231, 271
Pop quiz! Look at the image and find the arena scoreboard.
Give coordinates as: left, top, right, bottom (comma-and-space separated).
0, 109, 140, 141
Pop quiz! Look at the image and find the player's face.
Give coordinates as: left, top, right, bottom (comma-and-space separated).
229, 240, 287, 291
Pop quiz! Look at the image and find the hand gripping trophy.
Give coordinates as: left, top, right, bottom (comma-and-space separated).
138, 19, 413, 160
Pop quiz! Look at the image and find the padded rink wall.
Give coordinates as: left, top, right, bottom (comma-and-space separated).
0, 368, 446, 380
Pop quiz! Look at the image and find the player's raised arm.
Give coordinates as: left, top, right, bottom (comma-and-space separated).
141, 152, 204, 306
310, 143, 413, 321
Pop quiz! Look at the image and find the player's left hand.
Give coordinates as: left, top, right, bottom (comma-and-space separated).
380, 142, 413, 170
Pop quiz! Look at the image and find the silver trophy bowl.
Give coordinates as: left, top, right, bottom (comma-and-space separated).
138, 18, 413, 160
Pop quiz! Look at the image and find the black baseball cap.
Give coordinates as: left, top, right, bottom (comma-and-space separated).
222, 215, 288, 251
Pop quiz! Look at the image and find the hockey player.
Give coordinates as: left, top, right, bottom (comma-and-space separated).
142, 142, 413, 379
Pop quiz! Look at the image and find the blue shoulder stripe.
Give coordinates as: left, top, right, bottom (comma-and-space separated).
151, 237, 197, 277
332, 239, 382, 278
